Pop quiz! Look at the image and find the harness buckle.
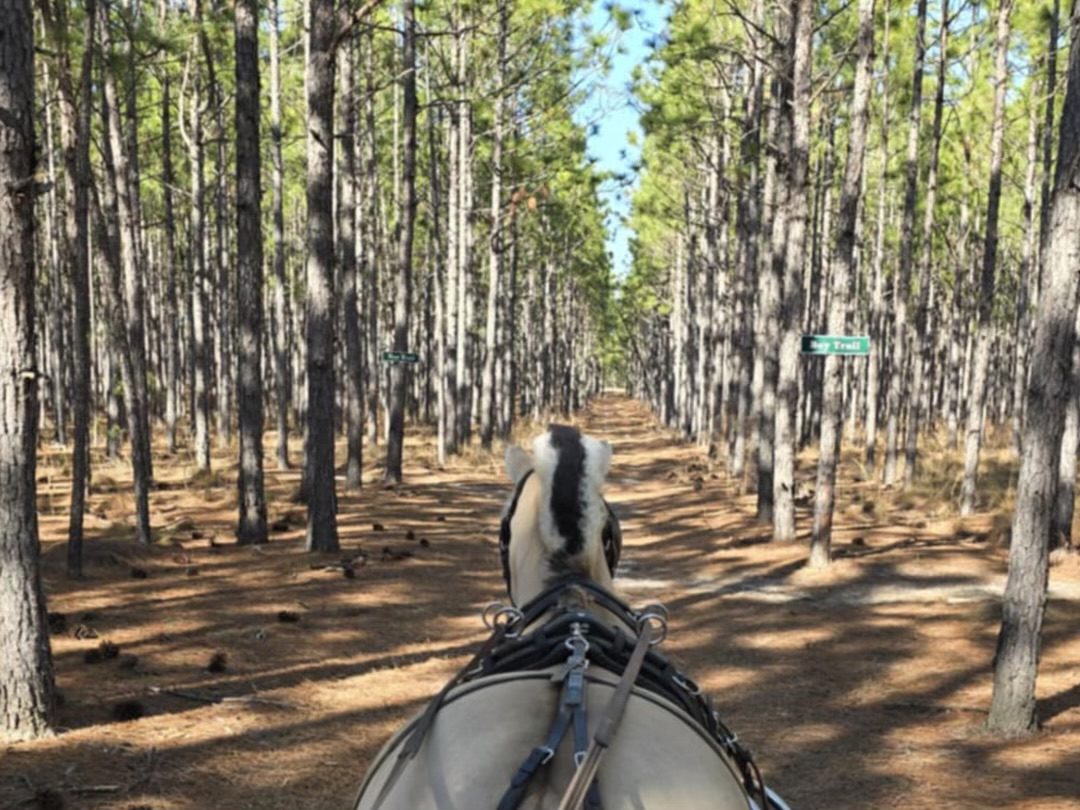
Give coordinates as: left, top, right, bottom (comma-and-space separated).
673, 673, 702, 696
574, 750, 587, 769
539, 746, 555, 765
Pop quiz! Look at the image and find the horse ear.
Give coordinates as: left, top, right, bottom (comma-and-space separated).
504, 445, 533, 484
592, 439, 613, 481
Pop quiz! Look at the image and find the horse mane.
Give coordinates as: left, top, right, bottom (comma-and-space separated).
531, 424, 612, 578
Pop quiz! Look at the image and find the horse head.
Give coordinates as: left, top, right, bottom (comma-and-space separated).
499, 424, 622, 606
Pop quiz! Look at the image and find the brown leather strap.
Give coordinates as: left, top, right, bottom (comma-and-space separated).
556, 621, 654, 810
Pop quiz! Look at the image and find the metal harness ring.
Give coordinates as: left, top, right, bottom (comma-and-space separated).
636, 603, 669, 646
482, 602, 524, 638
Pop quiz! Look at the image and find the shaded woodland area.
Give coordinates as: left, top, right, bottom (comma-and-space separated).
2, 0, 1080, 798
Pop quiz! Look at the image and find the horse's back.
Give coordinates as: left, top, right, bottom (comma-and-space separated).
355, 670, 753, 810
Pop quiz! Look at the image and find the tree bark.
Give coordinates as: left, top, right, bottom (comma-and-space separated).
883, 0, 927, 487
235, 0, 267, 544
810, 0, 875, 568
904, 0, 949, 485
479, 0, 508, 449
864, 1, 890, 467
304, 0, 339, 550
960, 0, 1012, 516
756, 14, 788, 523
0, 0, 56, 740
772, 0, 813, 542
269, 0, 292, 470
42, 0, 95, 577
385, 0, 418, 483
988, 0, 1080, 735
99, 1, 152, 546
159, 2, 180, 455
185, 2, 211, 472
340, 33, 363, 490
1052, 304, 1080, 550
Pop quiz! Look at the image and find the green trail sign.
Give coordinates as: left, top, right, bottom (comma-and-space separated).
381, 351, 421, 365
800, 335, 870, 356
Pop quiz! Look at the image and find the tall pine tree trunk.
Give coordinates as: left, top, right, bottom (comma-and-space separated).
385, 0, 418, 483
0, 0, 56, 740
772, 0, 813, 542
269, 0, 292, 470
44, 0, 95, 577
1052, 304, 1080, 550
235, 0, 267, 544
988, 0, 1080, 734
904, 0, 949, 484
883, 0, 927, 487
479, 0, 508, 449
159, 4, 180, 455
960, 0, 1012, 516
185, 2, 211, 472
340, 34, 364, 490
810, 0, 875, 567
864, 1, 890, 466
100, 1, 152, 545
304, 0, 339, 550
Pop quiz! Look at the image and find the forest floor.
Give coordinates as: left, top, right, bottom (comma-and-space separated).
3, 395, 1080, 810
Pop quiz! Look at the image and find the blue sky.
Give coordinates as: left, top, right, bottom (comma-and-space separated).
573, 1, 670, 279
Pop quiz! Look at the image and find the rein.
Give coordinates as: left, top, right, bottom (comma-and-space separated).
365, 576, 769, 810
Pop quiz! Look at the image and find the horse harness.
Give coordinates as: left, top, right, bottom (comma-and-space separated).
367, 576, 769, 810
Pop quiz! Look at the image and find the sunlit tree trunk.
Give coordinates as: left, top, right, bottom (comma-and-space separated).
988, 0, 1080, 734
960, 0, 1012, 516
810, 0, 875, 567
385, 0, 417, 484
184, 0, 212, 472
772, 0, 812, 542
269, 0, 292, 470
340, 33, 363, 490
864, 2, 890, 467
0, 0, 56, 740
883, 0, 927, 487
904, 0, 949, 485
100, 0, 152, 545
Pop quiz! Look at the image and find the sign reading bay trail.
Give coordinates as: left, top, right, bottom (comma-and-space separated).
381, 351, 421, 365
800, 335, 871, 356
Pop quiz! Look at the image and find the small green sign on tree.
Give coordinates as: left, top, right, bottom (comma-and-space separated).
800, 335, 870, 356
381, 351, 420, 365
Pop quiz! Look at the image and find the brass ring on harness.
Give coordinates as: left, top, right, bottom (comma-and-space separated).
482, 602, 524, 637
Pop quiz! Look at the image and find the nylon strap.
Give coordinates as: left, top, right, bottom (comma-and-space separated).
555, 621, 654, 810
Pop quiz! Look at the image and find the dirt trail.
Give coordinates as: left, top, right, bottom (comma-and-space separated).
3, 395, 1079, 810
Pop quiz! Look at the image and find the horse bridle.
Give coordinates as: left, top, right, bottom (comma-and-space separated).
499, 470, 624, 602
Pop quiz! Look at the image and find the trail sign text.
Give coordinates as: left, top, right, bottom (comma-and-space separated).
800, 335, 870, 356
382, 351, 420, 365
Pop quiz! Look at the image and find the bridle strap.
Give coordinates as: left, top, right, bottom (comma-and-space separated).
556, 620, 655, 810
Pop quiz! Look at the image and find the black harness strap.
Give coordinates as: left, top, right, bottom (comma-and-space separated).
497, 625, 601, 810
499, 470, 534, 599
